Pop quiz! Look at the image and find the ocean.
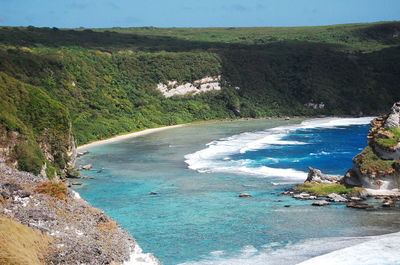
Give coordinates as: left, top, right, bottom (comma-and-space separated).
75, 117, 400, 265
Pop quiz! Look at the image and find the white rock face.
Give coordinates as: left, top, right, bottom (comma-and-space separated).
384, 102, 400, 128
157, 76, 222, 98
304, 102, 325, 110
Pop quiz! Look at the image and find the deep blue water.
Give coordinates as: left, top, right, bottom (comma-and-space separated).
75, 118, 400, 265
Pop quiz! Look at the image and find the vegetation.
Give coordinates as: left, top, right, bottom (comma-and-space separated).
356, 146, 398, 174
35, 181, 68, 200
0, 21, 399, 175
294, 182, 357, 195
0, 217, 53, 265
376, 127, 400, 148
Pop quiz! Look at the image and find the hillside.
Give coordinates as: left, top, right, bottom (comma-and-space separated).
0, 21, 400, 175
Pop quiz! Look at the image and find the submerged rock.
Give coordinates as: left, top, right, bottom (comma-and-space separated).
347, 202, 373, 210
81, 164, 92, 170
312, 200, 330, 206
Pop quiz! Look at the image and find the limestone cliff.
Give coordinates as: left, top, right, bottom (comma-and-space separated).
343, 102, 400, 193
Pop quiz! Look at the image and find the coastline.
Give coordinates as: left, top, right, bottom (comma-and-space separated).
76, 115, 372, 151
77, 124, 187, 151
76, 117, 300, 151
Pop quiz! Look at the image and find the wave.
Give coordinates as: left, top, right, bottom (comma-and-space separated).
179, 232, 400, 265
184, 117, 373, 179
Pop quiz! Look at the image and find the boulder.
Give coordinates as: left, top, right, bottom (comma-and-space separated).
71, 182, 83, 186
312, 200, 330, 206
347, 202, 373, 210
327, 193, 348, 202
239, 193, 252, 198
81, 164, 92, 170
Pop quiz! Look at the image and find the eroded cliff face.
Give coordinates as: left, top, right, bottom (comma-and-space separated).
0, 127, 19, 167
343, 102, 400, 192
0, 122, 76, 179
156, 76, 223, 97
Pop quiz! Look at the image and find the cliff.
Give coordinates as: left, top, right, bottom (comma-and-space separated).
0, 160, 160, 264
343, 102, 400, 194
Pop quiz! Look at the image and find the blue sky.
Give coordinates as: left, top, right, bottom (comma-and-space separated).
0, 0, 399, 28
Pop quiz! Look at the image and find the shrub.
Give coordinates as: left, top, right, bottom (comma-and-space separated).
35, 181, 68, 200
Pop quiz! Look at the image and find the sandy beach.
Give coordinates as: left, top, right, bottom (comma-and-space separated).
77, 124, 187, 151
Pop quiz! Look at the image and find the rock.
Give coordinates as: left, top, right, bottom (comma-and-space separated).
239, 193, 252, 198
293, 193, 311, 200
149, 192, 158, 195
309, 196, 317, 200
384, 102, 400, 128
312, 200, 330, 206
350, 197, 363, 201
18, 191, 31, 198
97, 169, 104, 173
77, 151, 90, 157
306, 167, 340, 183
65, 170, 80, 179
89, 177, 95, 180
382, 199, 394, 207
71, 182, 83, 186
81, 164, 92, 170
284, 205, 291, 207
2, 182, 23, 193
347, 202, 373, 210
327, 193, 348, 202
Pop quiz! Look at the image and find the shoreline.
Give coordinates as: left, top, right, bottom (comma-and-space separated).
76, 116, 306, 151
77, 124, 187, 150
77, 115, 374, 151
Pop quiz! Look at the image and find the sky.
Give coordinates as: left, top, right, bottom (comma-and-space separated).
0, 0, 399, 28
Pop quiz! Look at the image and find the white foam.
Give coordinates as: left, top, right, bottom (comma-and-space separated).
184, 117, 373, 179
124, 244, 160, 265
180, 232, 400, 265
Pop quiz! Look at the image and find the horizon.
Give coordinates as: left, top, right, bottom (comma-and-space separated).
2, 20, 399, 30
1, 0, 399, 28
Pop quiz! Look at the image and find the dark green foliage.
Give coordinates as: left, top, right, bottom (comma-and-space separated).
14, 139, 44, 175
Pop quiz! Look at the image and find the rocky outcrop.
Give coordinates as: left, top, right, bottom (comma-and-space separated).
0, 162, 160, 265
306, 167, 340, 183
157, 76, 222, 97
342, 102, 400, 194
384, 102, 400, 128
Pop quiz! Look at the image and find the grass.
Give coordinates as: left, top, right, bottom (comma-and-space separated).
376, 127, 400, 148
35, 181, 68, 200
356, 146, 397, 174
0, 217, 53, 265
294, 182, 356, 195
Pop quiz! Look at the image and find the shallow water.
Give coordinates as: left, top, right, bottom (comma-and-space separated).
75, 118, 400, 265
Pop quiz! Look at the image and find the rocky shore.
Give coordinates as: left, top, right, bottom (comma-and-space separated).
0, 160, 160, 265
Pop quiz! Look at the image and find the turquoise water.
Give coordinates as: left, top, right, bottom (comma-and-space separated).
75, 118, 400, 265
